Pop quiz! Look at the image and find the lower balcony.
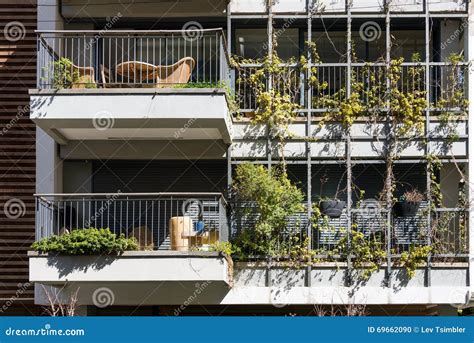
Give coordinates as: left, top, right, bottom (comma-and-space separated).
30, 193, 232, 288
29, 193, 471, 307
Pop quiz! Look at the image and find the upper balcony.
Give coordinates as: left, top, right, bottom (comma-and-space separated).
30, 29, 233, 144
229, 0, 468, 13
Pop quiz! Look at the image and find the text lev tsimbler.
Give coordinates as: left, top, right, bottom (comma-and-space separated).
368, 326, 466, 334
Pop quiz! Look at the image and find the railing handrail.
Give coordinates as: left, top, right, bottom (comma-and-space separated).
36, 28, 226, 35
35, 192, 224, 197
35, 192, 228, 206
237, 61, 470, 67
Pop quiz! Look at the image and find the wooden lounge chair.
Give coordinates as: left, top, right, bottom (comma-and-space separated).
100, 64, 121, 88
103, 57, 195, 88
154, 57, 195, 87
71, 65, 95, 89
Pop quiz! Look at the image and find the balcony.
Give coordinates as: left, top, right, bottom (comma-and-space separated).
30, 30, 233, 144
234, 62, 468, 159
30, 193, 232, 287
229, 0, 467, 13
29, 194, 470, 306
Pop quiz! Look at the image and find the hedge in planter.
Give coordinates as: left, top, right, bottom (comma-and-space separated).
31, 228, 138, 255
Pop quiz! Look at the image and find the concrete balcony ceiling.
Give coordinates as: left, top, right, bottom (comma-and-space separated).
30, 88, 233, 144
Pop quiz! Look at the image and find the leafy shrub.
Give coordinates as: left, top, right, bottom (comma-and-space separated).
52, 58, 80, 89
51, 58, 96, 89
232, 163, 305, 257
31, 228, 138, 255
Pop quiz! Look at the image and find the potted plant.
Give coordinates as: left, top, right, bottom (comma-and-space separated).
393, 189, 424, 217
317, 174, 346, 218
318, 197, 346, 218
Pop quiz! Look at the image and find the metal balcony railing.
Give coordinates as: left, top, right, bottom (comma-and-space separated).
232, 201, 469, 258
235, 62, 468, 114
37, 29, 231, 89
35, 193, 229, 251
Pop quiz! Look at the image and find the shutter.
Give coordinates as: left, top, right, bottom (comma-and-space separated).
92, 160, 227, 193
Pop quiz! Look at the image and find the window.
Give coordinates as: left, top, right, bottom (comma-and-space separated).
235, 28, 299, 60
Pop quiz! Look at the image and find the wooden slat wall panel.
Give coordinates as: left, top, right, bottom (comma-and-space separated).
0, 0, 37, 313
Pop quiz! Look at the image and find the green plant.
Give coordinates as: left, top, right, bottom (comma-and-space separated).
210, 241, 234, 256
232, 163, 305, 258
400, 245, 432, 279
51, 57, 96, 89
333, 230, 386, 280
173, 81, 239, 114
31, 228, 138, 255
52, 58, 80, 89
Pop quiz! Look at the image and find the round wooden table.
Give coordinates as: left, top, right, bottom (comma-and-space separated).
115, 61, 158, 83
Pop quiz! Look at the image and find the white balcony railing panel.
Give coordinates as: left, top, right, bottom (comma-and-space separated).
229, 0, 267, 13
427, 0, 466, 12
232, 122, 267, 139
311, 0, 346, 12
430, 140, 467, 156
390, 0, 424, 12
273, 0, 307, 13
351, 0, 385, 12
311, 142, 346, 157
231, 141, 268, 158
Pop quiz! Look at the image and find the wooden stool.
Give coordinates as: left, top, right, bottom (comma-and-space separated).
169, 216, 193, 251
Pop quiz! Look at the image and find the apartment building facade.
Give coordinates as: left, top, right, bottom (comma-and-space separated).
12, 0, 474, 315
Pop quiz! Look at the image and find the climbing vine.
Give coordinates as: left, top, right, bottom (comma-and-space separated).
229, 21, 468, 280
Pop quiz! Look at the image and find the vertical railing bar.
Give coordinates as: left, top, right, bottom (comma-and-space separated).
158, 199, 161, 249
126, 196, 129, 238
